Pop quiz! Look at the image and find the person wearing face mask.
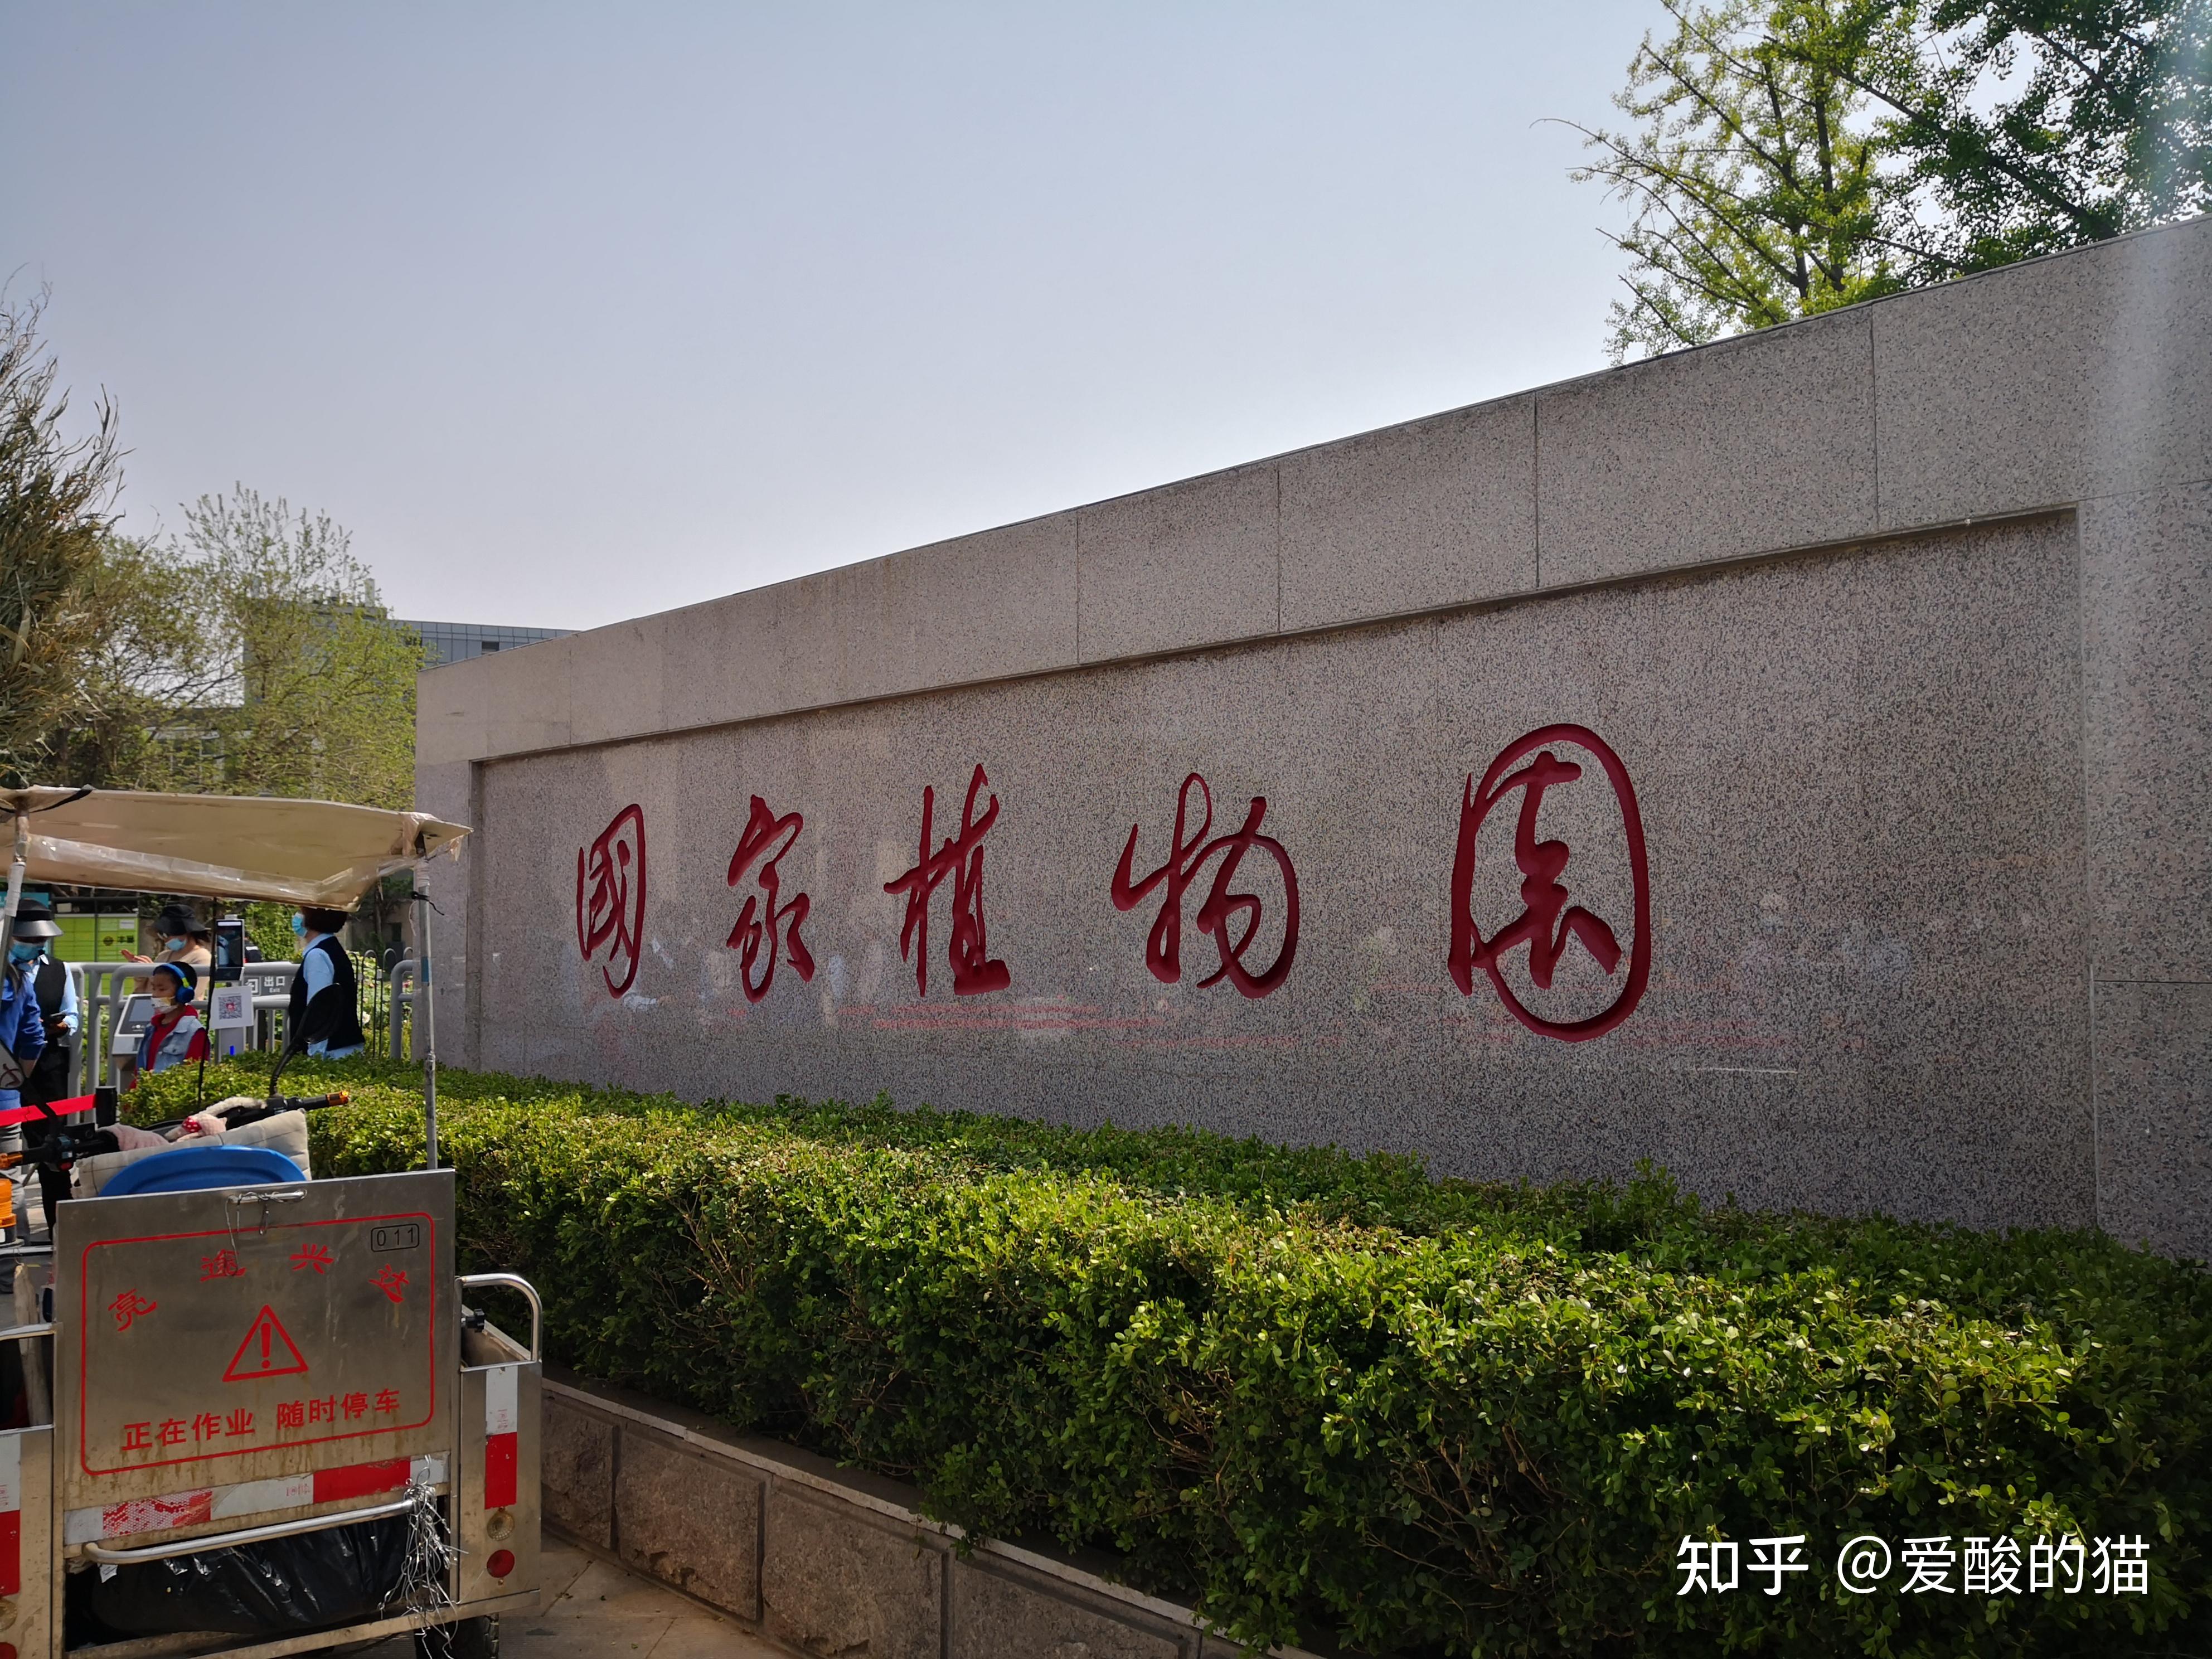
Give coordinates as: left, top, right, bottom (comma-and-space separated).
0, 916, 48, 1119
123, 903, 214, 1004
133, 962, 210, 1083
287, 907, 365, 1060
8, 904, 79, 1107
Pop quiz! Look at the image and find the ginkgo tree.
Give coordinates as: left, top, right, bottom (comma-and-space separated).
1571, 0, 2211, 361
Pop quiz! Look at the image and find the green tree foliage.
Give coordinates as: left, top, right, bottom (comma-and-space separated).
172, 487, 429, 810
1863, 0, 2212, 276
0, 292, 124, 783
2, 298, 429, 807
1569, 1, 1910, 361
1576, 0, 2212, 360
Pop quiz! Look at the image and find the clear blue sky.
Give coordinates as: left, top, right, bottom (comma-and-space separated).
3, 3, 1657, 631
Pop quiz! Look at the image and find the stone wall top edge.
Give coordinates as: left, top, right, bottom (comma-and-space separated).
426, 501, 2081, 772
419, 215, 2205, 765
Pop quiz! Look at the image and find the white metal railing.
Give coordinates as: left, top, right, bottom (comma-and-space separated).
61, 960, 301, 1092
46, 954, 420, 1090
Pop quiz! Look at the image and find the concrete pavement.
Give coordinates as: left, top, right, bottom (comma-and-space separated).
362, 1536, 779, 1659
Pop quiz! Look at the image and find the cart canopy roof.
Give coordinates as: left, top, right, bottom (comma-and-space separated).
2, 787, 468, 907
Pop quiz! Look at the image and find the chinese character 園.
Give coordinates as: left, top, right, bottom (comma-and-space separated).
1449, 724, 1651, 1041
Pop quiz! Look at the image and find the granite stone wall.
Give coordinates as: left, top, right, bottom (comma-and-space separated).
418, 216, 2212, 1257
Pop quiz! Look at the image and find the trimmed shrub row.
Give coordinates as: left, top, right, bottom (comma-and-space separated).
137, 1059, 2212, 1656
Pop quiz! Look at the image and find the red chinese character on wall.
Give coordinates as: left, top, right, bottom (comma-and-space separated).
883, 765, 1011, 997
1112, 773, 1300, 998
726, 796, 815, 1002
576, 804, 647, 996
1448, 723, 1650, 1041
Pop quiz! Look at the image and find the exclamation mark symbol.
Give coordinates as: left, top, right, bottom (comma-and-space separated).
259, 1320, 272, 1372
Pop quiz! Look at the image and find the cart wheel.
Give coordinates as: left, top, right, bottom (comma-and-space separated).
415, 1616, 498, 1659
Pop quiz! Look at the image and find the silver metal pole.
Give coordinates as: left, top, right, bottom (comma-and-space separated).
415, 890, 438, 1171
2, 814, 28, 1180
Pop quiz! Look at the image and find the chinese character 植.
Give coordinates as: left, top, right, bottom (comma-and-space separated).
726, 796, 815, 1002
1112, 773, 1300, 998
1448, 723, 1651, 1041
577, 803, 648, 996
884, 765, 1011, 997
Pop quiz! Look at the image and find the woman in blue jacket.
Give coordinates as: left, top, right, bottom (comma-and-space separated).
0, 940, 47, 1116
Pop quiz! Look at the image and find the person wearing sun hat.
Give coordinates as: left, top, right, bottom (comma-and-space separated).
133, 961, 210, 1083
8, 903, 77, 1106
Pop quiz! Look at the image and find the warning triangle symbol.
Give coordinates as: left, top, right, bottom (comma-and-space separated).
222, 1304, 311, 1382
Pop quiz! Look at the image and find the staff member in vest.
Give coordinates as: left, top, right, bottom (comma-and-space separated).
135, 962, 210, 1080
288, 906, 366, 1059
9, 904, 78, 1106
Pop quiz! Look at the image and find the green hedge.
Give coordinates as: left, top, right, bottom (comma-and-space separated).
137, 1059, 2212, 1657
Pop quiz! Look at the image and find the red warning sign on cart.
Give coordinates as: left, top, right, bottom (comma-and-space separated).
74, 1208, 440, 1479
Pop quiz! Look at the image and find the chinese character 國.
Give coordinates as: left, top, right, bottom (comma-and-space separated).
577, 803, 648, 996
1112, 773, 1299, 999
884, 765, 1011, 998
1448, 724, 1651, 1041
726, 795, 815, 1002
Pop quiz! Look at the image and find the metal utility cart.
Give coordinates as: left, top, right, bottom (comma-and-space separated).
0, 788, 542, 1658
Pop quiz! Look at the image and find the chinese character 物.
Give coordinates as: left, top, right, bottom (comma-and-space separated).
578, 803, 648, 996
1112, 773, 1300, 999
884, 765, 1011, 998
1448, 724, 1651, 1041
726, 796, 815, 1002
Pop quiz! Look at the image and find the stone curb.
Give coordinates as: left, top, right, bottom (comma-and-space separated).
542, 1370, 1329, 1659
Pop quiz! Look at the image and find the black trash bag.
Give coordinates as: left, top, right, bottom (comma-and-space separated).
70, 1514, 415, 1641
